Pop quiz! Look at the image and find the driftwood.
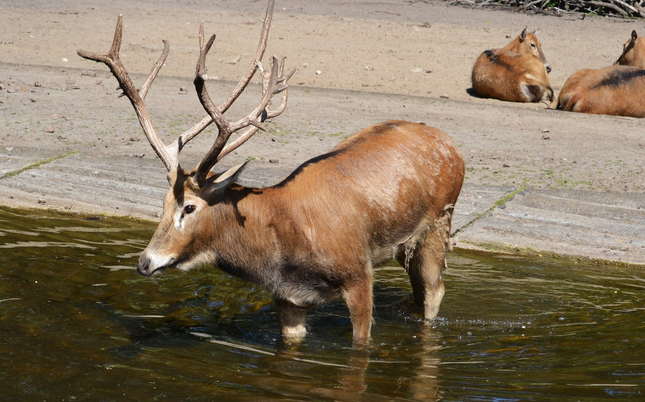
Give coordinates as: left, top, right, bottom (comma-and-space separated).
413, 0, 645, 18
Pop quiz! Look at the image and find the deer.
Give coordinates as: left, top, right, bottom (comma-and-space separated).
471, 27, 554, 104
554, 30, 645, 117
615, 30, 645, 68
77, 0, 465, 345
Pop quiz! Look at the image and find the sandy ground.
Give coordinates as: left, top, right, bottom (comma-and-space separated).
0, 0, 644, 267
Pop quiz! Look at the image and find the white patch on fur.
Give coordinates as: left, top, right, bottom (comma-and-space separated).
363, 179, 401, 213
147, 252, 175, 271
280, 284, 339, 307
520, 84, 534, 101
177, 251, 216, 272
282, 324, 307, 338
371, 245, 397, 267
303, 225, 316, 245
173, 209, 184, 230
434, 138, 457, 161
144, 248, 214, 273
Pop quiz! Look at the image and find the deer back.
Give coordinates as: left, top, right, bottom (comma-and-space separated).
555, 30, 645, 117
557, 66, 645, 117
273, 121, 465, 258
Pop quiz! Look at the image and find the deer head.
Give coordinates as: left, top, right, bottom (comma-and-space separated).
506, 27, 551, 73
615, 30, 645, 68
78, 0, 294, 276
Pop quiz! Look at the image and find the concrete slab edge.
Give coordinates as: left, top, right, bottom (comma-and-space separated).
452, 184, 527, 236
454, 241, 645, 270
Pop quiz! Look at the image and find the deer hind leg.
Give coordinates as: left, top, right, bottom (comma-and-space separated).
521, 82, 549, 102
342, 271, 374, 344
561, 93, 582, 112
397, 206, 454, 321
275, 299, 308, 341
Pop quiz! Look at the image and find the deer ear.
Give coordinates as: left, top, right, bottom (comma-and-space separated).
520, 27, 528, 42
202, 161, 249, 201
633, 30, 638, 40
214, 161, 248, 187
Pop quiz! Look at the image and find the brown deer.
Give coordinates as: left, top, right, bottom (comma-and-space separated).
554, 30, 645, 117
77, 0, 465, 344
615, 30, 645, 68
471, 28, 554, 103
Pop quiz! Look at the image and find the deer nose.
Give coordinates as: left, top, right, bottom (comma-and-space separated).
137, 255, 152, 276
546, 65, 552, 74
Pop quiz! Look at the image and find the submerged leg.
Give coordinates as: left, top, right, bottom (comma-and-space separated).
342, 272, 374, 344
398, 207, 453, 321
275, 299, 308, 341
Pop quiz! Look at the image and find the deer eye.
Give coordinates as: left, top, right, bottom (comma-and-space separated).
183, 205, 196, 215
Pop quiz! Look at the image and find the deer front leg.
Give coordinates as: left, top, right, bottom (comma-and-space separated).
274, 299, 308, 341
342, 274, 374, 344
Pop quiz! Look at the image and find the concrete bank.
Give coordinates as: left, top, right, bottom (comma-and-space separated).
1, 148, 644, 268
0, 64, 644, 268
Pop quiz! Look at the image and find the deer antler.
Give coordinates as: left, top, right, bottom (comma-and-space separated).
77, 15, 178, 170
193, 21, 295, 181
218, 57, 293, 161
77, 0, 294, 176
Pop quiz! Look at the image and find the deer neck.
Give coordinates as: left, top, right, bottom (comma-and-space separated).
208, 185, 283, 281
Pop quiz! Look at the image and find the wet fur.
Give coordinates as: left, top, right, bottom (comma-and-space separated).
139, 121, 465, 343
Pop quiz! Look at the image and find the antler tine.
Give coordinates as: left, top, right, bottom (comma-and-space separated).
195, 50, 291, 180
78, 1, 289, 177
77, 14, 124, 66
266, 57, 296, 119
77, 15, 178, 171
140, 39, 170, 100
219, 0, 275, 114
193, 31, 279, 180
192, 25, 234, 175
217, 57, 295, 162
174, 0, 276, 151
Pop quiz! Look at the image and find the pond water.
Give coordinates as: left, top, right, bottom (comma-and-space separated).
1, 207, 644, 401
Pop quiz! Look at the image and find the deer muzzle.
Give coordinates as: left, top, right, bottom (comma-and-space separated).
137, 254, 173, 277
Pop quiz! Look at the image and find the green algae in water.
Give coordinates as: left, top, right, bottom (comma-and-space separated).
0, 207, 644, 400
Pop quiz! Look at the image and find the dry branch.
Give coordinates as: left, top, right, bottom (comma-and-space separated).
441, 0, 645, 18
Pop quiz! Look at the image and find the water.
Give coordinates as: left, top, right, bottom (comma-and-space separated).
1, 207, 644, 401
